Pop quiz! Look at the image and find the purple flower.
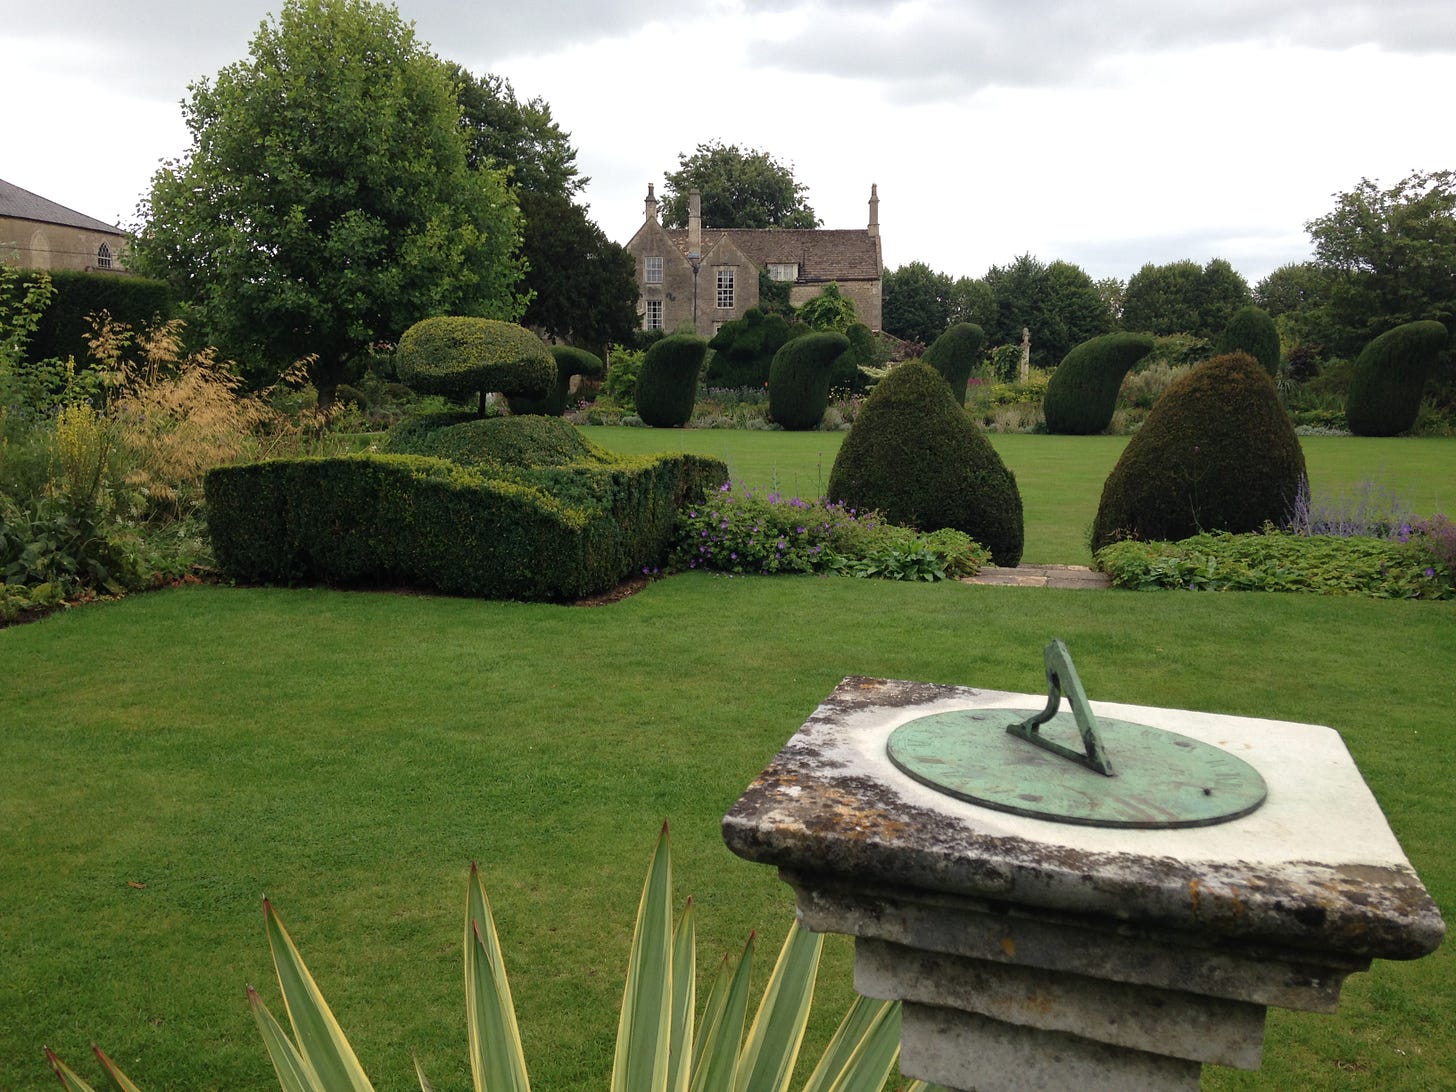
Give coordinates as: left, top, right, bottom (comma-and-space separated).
719, 482, 732, 493
1426, 567, 1437, 578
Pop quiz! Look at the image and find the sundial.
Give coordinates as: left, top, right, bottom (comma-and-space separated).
886, 639, 1268, 828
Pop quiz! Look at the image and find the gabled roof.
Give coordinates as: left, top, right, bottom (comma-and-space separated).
661, 227, 880, 283
0, 178, 124, 235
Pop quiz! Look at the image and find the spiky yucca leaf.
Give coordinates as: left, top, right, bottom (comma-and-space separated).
799, 994, 901, 1092
247, 985, 319, 1092
689, 937, 755, 1092
612, 821, 674, 1092
733, 922, 823, 1092
464, 862, 531, 1092
43, 1045, 143, 1092
667, 898, 697, 1092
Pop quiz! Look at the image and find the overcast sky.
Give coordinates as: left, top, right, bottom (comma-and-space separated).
5, 0, 1452, 287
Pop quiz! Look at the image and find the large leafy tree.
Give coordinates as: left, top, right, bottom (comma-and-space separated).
1305, 170, 1456, 354
449, 66, 583, 200
982, 255, 1111, 367
1121, 258, 1251, 339
882, 261, 954, 344
132, 0, 525, 402
661, 141, 820, 229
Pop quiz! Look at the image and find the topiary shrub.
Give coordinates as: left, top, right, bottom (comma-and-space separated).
1215, 306, 1281, 377
768, 331, 849, 430
634, 334, 707, 427
829, 322, 880, 394
706, 308, 792, 388
1043, 332, 1156, 434
395, 316, 554, 417
827, 359, 1024, 565
383, 413, 609, 469
508, 346, 606, 416
1090, 352, 1306, 552
1344, 320, 1449, 436
923, 323, 987, 405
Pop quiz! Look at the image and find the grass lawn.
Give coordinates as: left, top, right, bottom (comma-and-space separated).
585, 428, 1456, 565
3, 578, 1453, 1090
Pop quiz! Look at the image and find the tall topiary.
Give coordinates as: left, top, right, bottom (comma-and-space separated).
634, 333, 706, 427
706, 308, 792, 387
768, 331, 849, 430
1344, 320, 1448, 436
1043, 332, 1155, 434
508, 346, 605, 416
1215, 306, 1281, 377
1091, 352, 1306, 552
396, 317, 553, 417
828, 360, 1024, 565
922, 322, 986, 405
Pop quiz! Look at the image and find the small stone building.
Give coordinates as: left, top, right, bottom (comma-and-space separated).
625, 184, 883, 336
0, 178, 127, 272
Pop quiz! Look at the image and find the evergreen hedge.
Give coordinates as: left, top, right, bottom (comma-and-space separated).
395, 317, 554, 415
1043, 332, 1155, 434
27, 270, 174, 364
1344, 320, 1448, 436
923, 323, 986, 405
1214, 306, 1281, 377
768, 331, 848, 430
506, 345, 605, 416
706, 309, 793, 388
382, 413, 608, 468
635, 334, 707, 427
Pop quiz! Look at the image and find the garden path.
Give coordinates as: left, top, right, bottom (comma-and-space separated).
965, 565, 1111, 589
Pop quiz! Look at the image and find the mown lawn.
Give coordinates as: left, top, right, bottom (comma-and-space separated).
3, 578, 1453, 1090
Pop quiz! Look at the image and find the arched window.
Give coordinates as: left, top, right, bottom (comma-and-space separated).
97, 243, 113, 269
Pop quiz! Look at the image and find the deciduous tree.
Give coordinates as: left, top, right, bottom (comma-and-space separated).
661, 142, 819, 229
1121, 259, 1251, 339
882, 261, 953, 345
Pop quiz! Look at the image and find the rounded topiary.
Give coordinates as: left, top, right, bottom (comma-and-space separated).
634, 334, 707, 427
827, 359, 1024, 565
1215, 306, 1281, 377
768, 331, 849, 430
1090, 352, 1306, 552
508, 346, 606, 416
1345, 320, 1449, 437
923, 323, 987, 405
396, 317, 554, 416
384, 413, 608, 469
706, 308, 792, 388
1043, 332, 1156, 434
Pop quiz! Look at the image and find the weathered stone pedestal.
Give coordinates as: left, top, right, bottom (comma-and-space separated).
723, 677, 1445, 1091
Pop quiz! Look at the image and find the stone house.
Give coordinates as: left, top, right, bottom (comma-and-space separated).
0, 177, 127, 272
624, 183, 883, 337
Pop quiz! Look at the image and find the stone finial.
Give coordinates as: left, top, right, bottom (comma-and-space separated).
868, 183, 880, 238
645, 183, 657, 223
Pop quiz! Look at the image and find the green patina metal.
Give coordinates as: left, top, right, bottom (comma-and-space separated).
886, 640, 1268, 829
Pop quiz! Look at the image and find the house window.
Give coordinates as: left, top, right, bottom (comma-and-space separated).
644, 299, 663, 330
716, 266, 735, 309
768, 262, 797, 282
645, 255, 663, 284
96, 243, 113, 270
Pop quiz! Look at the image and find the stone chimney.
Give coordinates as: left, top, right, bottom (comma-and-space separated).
645, 183, 657, 223
688, 189, 702, 256
868, 183, 879, 239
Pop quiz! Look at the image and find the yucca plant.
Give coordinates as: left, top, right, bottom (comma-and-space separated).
45, 825, 937, 1091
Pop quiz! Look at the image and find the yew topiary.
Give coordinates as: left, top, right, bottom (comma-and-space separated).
1214, 306, 1281, 377
634, 334, 707, 427
768, 331, 849, 430
1091, 352, 1306, 552
508, 346, 606, 416
396, 316, 554, 417
1043, 332, 1156, 434
923, 323, 986, 405
1344, 320, 1449, 436
827, 359, 1023, 565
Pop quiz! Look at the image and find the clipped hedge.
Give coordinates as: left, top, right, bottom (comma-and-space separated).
635, 334, 707, 427
768, 331, 849, 430
26, 270, 174, 365
1345, 320, 1448, 436
1043, 332, 1155, 434
923, 323, 986, 405
1214, 306, 1280, 377
706, 309, 793, 388
395, 317, 554, 414
509, 346, 606, 416
383, 413, 608, 469
205, 449, 727, 602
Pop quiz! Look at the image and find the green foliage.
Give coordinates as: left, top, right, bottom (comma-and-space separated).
706, 309, 793, 388
828, 359, 1024, 565
448, 65, 582, 199
1215, 306, 1281, 376
383, 413, 608, 468
923, 322, 987, 405
1043, 332, 1156, 434
603, 345, 646, 404
1096, 531, 1453, 600
1344, 320, 1449, 436
1091, 353, 1307, 551
982, 255, 1112, 367
768, 331, 848, 430
635, 334, 708, 427
1121, 259, 1253, 339
882, 261, 953, 344
24, 270, 174, 368
831, 322, 880, 393
395, 316, 553, 414
661, 141, 819, 229
205, 447, 726, 601
757, 268, 793, 316
795, 282, 857, 333
131, 0, 526, 400
508, 345, 606, 416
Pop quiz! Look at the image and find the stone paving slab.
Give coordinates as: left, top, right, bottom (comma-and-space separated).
965, 564, 1112, 589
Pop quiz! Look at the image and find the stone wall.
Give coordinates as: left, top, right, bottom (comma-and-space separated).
0, 217, 127, 272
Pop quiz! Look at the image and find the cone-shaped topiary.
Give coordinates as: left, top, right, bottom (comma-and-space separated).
396, 317, 554, 417
923, 323, 987, 405
828, 359, 1024, 565
634, 334, 707, 427
508, 346, 606, 416
768, 331, 849, 430
1091, 352, 1306, 552
1043, 332, 1155, 434
1215, 306, 1281, 377
1345, 320, 1449, 436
